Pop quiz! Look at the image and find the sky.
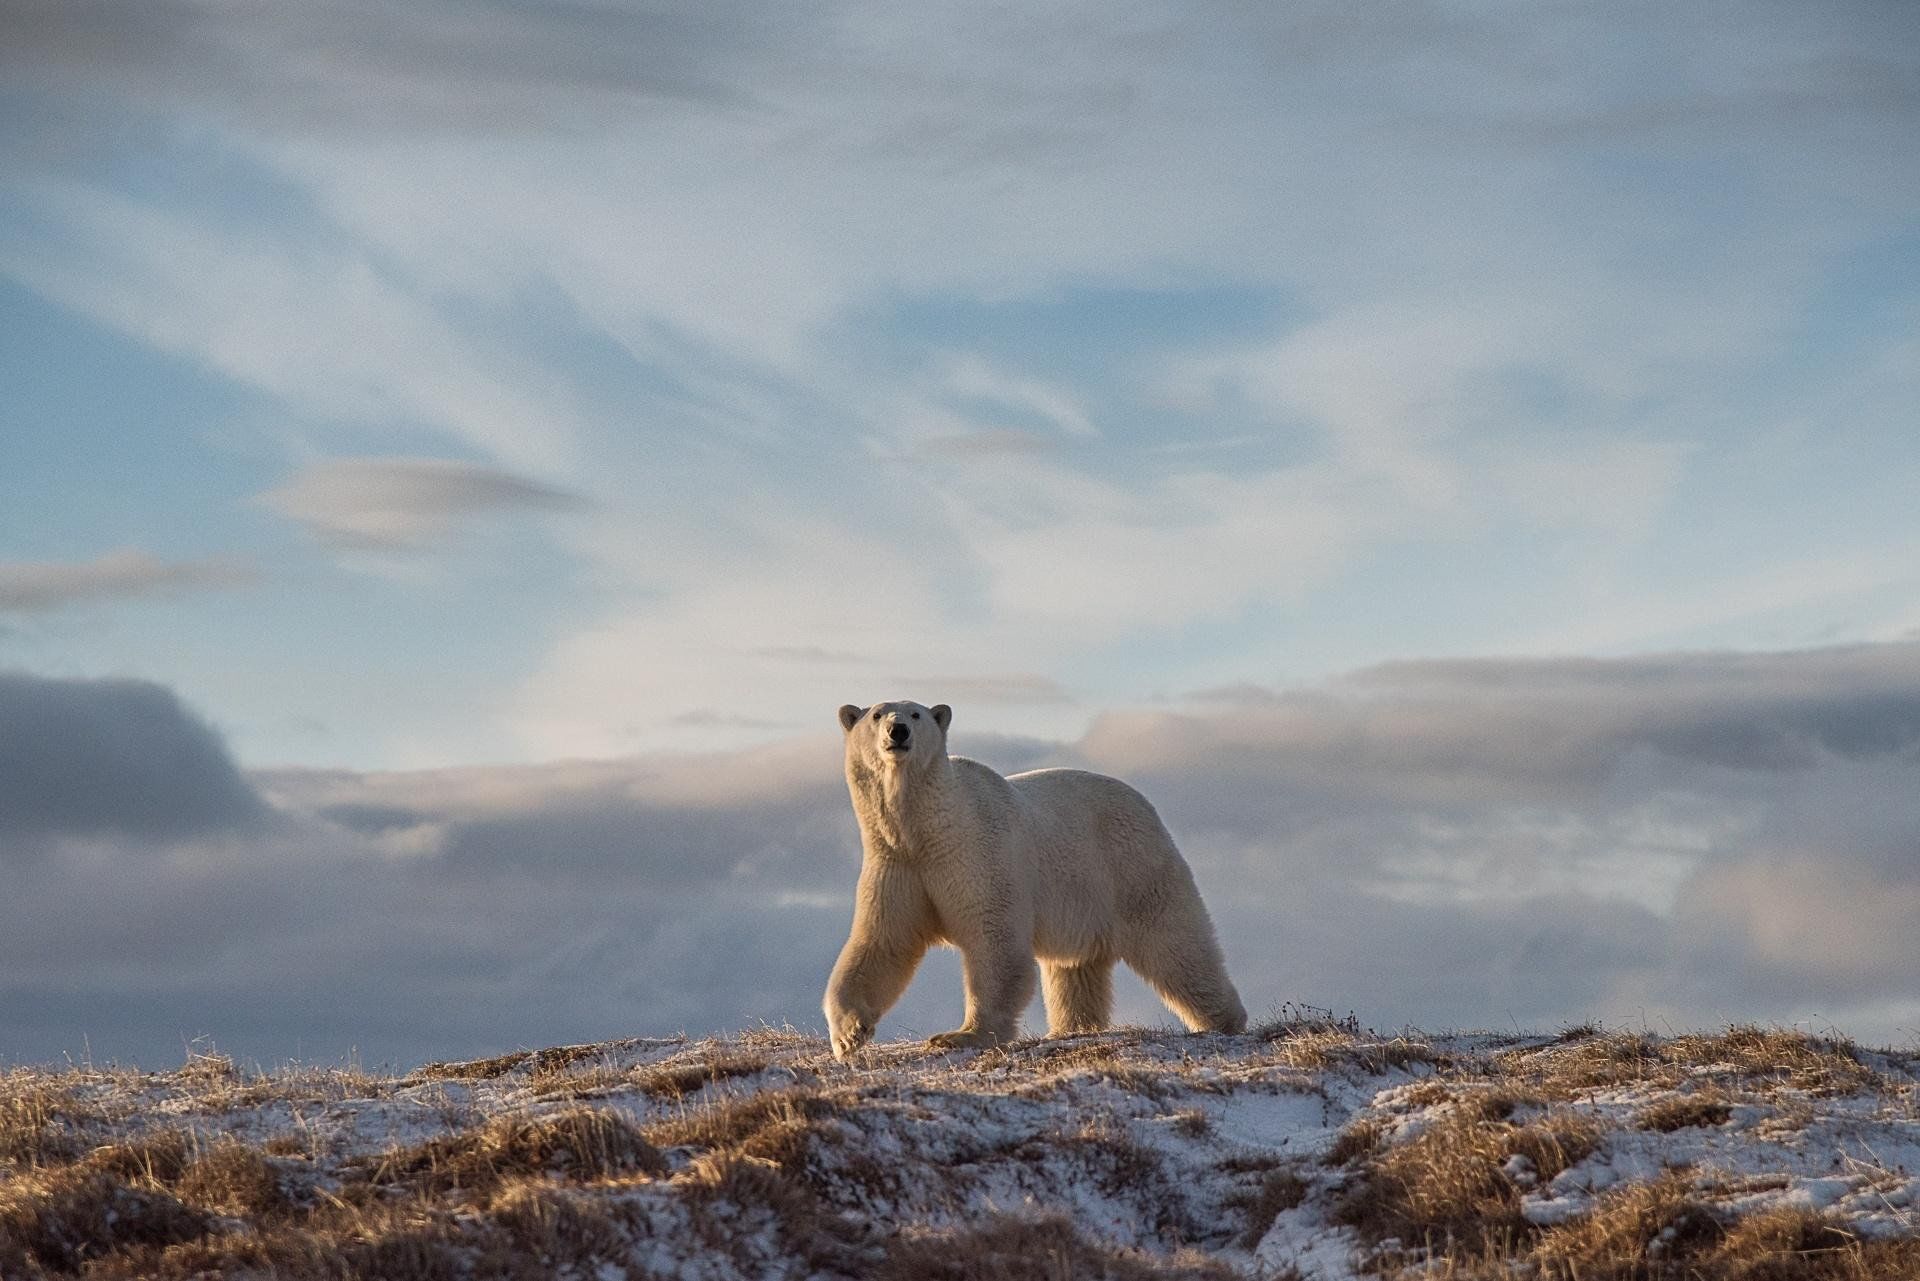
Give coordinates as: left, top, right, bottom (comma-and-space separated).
2, 0, 1918, 1067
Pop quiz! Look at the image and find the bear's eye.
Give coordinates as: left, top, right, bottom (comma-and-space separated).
911, 712, 920, 720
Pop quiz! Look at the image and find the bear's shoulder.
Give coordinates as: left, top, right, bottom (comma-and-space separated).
947, 754, 1010, 787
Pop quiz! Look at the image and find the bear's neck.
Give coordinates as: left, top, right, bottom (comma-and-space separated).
849, 754, 956, 858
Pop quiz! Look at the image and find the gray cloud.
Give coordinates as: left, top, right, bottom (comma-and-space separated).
255, 457, 587, 549
1086, 643, 1920, 822
7, 642, 1920, 1069
0, 549, 254, 614
0, 0, 805, 134
0, 672, 265, 844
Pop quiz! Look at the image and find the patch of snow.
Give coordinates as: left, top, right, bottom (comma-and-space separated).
1255, 1204, 1364, 1281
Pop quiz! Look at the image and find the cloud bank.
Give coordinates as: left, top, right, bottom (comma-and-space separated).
4, 641, 1917, 1069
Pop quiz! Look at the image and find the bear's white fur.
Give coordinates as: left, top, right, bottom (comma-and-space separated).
823, 699, 1247, 1060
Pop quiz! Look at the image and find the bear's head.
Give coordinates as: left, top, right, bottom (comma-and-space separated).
838, 700, 952, 773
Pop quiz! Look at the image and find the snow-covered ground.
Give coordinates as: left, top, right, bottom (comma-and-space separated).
2, 1022, 1916, 1278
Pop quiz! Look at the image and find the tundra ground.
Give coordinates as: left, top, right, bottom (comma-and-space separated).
3, 1017, 1916, 1278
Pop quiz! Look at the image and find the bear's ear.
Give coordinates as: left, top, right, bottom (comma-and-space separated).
838, 704, 866, 732
931, 704, 951, 731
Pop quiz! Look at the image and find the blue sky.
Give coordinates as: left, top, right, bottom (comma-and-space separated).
4, 0, 1916, 769
2, 1, 1919, 1064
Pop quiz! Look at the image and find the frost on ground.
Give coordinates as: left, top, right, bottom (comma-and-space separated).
1, 1019, 1917, 1278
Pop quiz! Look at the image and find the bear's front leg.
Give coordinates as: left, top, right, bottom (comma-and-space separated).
824, 937, 926, 1061
824, 998, 876, 1061
823, 862, 932, 1061
931, 933, 1036, 1050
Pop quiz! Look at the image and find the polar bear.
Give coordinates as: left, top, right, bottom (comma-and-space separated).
823, 699, 1247, 1060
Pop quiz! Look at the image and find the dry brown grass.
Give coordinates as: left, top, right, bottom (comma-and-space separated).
643, 1082, 847, 1155
877, 1213, 1247, 1280
1262, 1028, 1446, 1076
1170, 1108, 1212, 1138
355, 1106, 666, 1196
1666, 1027, 1881, 1096
2, 1028, 1911, 1279
1385, 1179, 1920, 1281
415, 1049, 534, 1080
1507, 1026, 1886, 1101
1637, 1088, 1736, 1132
631, 1049, 773, 1099
413, 1039, 656, 1084
0, 1078, 88, 1169
1334, 1091, 1603, 1256
0, 1165, 212, 1276
1526, 1173, 1730, 1277
1706, 1208, 1920, 1279
976, 1037, 1198, 1101
79, 1130, 295, 1217
0, 1103, 664, 1278
64, 1184, 641, 1281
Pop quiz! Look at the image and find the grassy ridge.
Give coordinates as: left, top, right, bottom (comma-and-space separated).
1, 1022, 1916, 1278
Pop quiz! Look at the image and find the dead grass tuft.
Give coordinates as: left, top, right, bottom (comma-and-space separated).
176, 1141, 294, 1217
732, 1024, 820, 1052
414, 1049, 531, 1081
1637, 1089, 1736, 1132
877, 1213, 1245, 1279
176, 1048, 238, 1086
1666, 1027, 1879, 1096
1706, 1207, 1920, 1280
1253, 1002, 1363, 1040
1530, 1194, 1920, 1281
0, 1075, 106, 1169
359, 1106, 665, 1198
1170, 1108, 1212, 1138
644, 1084, 846, 1156
1368, 1175, 1920, 1279
487, 1180, 632, 1268
1265, 1028, 1444, 1076
0, 1167, 211, 1275
1510, 1031, 1670, 1095
84, 1130, 196, 1184
631, 1050, 772, 1099
1529, 1173, 1726, 1277
1510, 1026, 1886, 1101
1335, 1101, 1602, 1254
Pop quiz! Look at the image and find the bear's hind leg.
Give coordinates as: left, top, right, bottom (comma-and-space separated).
1125, 923, 1248, 1035
1042, 958, 1114, 1036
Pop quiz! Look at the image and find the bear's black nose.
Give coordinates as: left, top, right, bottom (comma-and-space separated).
888, 722, 911, 744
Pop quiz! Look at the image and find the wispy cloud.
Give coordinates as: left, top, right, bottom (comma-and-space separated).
0, 0, 1915, 775
0, 549, 254, 613
255, 457, 586, 549
941, 356, 1098, 439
